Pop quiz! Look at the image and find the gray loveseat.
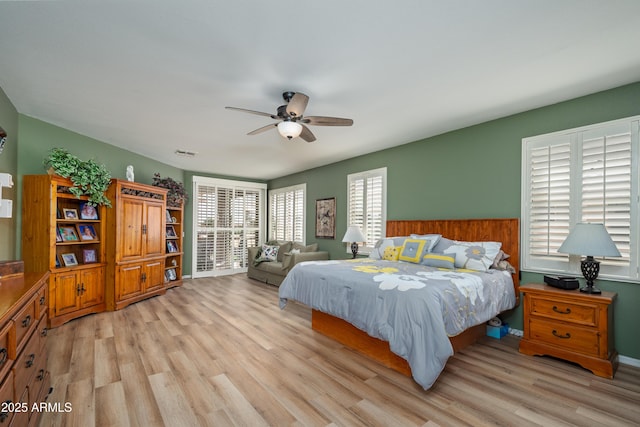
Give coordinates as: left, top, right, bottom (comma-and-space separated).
247, 241, 329, 286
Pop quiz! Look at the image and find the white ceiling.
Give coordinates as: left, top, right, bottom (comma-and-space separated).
1, 1, 640, 180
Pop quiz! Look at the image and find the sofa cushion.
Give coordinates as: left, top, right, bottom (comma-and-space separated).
292, 242, 318, 252
257, 244, 279, 262
258, 261, 285, 274
266, 240, 292, 262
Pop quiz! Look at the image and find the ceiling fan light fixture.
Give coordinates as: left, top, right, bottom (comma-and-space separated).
277, 121, 302, 140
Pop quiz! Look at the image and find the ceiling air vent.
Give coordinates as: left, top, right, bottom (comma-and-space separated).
175, 149, 197, 157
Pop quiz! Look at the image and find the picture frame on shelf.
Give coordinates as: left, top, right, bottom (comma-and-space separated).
166, 209, 172, 223
166, 225, 177, 238
165, 268, 177, 281
79, 202, 99, 220
61, 252, 78, 267
56, 228, 63, 242
58, 225, 79, 241
55, 255, 61, 268
77, 224, 97, 241
166, 240, 179, 253
63, 208, 79, 220
82, 249, 97, 264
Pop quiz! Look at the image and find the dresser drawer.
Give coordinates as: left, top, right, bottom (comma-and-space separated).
528, 317, 600, 356
27, 351, 48, 409
0, 372, 14, 425
0, 322, 14, 380
13, 333, 40, 401
529, 296, 597, 327
12, 294, 37, 354
36, 285, 48, 320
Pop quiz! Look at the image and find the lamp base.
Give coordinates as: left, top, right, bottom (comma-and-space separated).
351, 242, 359, 259
580, 256, 601, 294
580, 284, 602, 294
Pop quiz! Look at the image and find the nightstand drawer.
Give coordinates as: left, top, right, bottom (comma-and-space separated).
529, 318, 599, 356
530, 296, 597, 327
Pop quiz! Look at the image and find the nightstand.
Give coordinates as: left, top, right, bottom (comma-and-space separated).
519, 283, 617, 378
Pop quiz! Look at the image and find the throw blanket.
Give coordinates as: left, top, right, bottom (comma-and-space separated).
279, 259, 516, 389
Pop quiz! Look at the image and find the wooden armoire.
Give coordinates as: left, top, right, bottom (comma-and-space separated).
105, 179, 168, 310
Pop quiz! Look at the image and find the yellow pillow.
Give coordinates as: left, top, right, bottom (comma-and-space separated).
398, 239, 427, 263
382, 246, 401, 261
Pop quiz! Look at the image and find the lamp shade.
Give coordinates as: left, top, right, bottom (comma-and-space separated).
277, 121, 303, 139
558, 223, 621, 257
342, 225, 366, 243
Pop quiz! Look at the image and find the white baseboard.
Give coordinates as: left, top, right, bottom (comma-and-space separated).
507, 328, 640, 368
619, 355, 640, 368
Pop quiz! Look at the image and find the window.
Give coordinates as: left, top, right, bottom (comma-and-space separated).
347, 167, 387, 252
521, 116, 639, 283
269, 183, 306, 243
192, 176, 266, 277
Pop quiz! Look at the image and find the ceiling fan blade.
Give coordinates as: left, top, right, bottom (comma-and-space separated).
247, 123, 277, 135
286, 92, 309, 117
226, 106, 277, 119
299, 124, 316, 143
302, 116, 354, 126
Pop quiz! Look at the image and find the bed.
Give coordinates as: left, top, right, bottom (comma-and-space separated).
278, 218, 520, 389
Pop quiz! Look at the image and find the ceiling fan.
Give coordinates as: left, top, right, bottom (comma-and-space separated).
225, 91, 353, 142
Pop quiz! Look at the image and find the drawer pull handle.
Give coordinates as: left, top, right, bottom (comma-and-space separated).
552, 330, 571, 339
22, 314, 31, 328
552, 306, 571, 315
0, 348, 6, 366
40, 295, 46, 306
1, 400, 11, 422
37, 369, 45, 381
26, 353, 36, 368
41, 327, 48, 337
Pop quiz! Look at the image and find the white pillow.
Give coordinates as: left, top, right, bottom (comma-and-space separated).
446, 241, 502, 271
369, 238, 395, 260
259, 244, 279, 261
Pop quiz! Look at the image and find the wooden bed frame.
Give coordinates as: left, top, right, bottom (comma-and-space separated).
311, 218, 520, 377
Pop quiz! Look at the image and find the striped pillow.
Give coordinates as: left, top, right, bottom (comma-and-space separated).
421, 252, 456, 269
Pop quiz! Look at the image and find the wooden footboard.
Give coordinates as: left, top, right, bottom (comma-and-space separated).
312, 309, 485, 376
311, 218, 519, 378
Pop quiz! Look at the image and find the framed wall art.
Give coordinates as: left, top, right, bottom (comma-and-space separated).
315, 197, 336, 239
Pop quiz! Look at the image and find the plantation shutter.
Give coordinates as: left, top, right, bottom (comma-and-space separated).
269, 184, 305, 242
348, 168, 386, 250
580, 124, 632, 273
523, 134, 572, 270
193, 177, 265, 278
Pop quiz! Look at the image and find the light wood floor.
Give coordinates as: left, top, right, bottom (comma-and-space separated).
40, 274, 640, 427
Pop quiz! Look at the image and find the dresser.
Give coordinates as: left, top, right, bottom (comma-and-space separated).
0, 262, 51, 426
519, 283, 617, 378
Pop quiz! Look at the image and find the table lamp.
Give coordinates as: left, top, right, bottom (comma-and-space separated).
342, 225, 366, 258
557, 223, 621, 294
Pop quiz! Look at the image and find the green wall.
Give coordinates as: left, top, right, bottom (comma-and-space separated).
269, 81, 640, 361
0, 86, 18, 260
15, 115, 185, 257
3, 80, 640, 362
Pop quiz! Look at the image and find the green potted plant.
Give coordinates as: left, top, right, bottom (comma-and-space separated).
151, 173, 188, 208
43, 148, 112, 207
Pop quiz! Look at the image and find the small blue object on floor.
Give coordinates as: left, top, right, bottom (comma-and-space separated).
486, 323, 509, 339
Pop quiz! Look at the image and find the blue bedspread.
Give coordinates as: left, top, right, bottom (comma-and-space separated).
278, 258, 516, 389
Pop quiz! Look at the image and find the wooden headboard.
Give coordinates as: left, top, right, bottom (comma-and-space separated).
387, 218, 520, 302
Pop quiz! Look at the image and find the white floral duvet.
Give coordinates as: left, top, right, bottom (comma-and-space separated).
278, 258, 516, 389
